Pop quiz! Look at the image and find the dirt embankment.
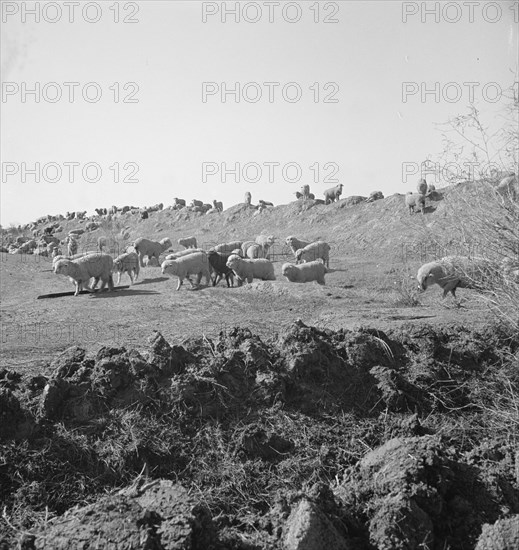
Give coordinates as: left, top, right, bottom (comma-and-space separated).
1, 321, 519, 549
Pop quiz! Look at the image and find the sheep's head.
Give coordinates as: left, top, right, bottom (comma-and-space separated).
160, 238, 172, 249
54, 259, 71, 275
161, 260, 177, 275
226, 254, 241, 269
281, 263, 296, 276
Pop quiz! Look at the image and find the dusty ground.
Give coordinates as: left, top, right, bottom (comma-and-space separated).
0, 249, 490, 374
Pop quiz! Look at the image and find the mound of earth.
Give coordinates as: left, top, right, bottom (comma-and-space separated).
1, 321, 518, 549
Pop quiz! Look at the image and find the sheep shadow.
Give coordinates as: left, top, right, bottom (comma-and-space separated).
90, 288, 161, 298
132, 277, 169, 286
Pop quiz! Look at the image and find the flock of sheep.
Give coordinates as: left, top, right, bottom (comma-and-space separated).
4, 172, 519, 301
50, 226, 519, 300
50, 233, 333, 295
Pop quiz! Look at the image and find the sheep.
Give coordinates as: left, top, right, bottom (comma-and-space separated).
178, 236, 198, 249
165, 248, 206, 261
141, 211, 149, 219
405, 192, 426, 214
54, 253, 114, 296
295, 241, 330, 268
285, 236, 311, 258
258, 200, 274, 207
191, 199, 203, 208
65, 235, 78, 256
213, 241, 243, 254
133, 237, 172, 267
301, 184, 311, 199
323, 184, 343, 204
85, 221, 98, 232
113, 251, 140, 284
245, 244, 265, 259
226, 254, 275, 284
213, 200, 223, 212
207, 250, 235, 287
416, 178, 428, 195
282, 260, 326, 285
161, 252, 211, 291
426, 183, 436, 196
366, 191, 384, 202
416, 255, 499, 298
241, 241, 257, 257
68, 229, 85, 236
244, 191, 252, 205
173, 197, 186, 209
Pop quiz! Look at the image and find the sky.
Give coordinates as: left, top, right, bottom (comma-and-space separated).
1, 0, 518, 226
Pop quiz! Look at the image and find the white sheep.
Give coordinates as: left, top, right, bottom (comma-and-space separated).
165, 248, 206, 261
213, 241, 243, 254
245, 244, 265, 259
323, 184, 343, 204
161, 252, 211, 291
178, 236, 198, 249
226, 254, 275, 284
416, 255, 499, 298
241, 241, 257, 257
285, 236, 311, 258
282, 260, 326, 285
255, 235, 275, 248
133, 237, 172, 267
54, 253, 114, 296
295, 241, 330, 268
244, 191, 252, 205
113, 251, 140, 284
405, 192, 426, 214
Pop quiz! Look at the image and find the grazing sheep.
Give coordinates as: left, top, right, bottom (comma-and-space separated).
213, 241, 243, 254
213, 200, 223, 212
285, 236, 311, 258
207, 250, 235, 287
113, 251, 140, 284
295, 241, 330, 268
282, 260, 326, 285
244, 191, 252, 205
416, 179, 428, 195
173, 197, 186, 209
417, 255, 499, 298
161, 252, 211, 291
366, 191, 384, 202
405, 192, 426, 214
178, 236, 198, 249
323, 184, 343, 204
54, 253, 114, 296
134, 237, 172, 267
226, 255, 275, 284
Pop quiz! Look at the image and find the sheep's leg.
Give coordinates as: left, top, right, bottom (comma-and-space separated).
128, 271, 134, 285
116, 272, 122, 285
176, 277, 183, 291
